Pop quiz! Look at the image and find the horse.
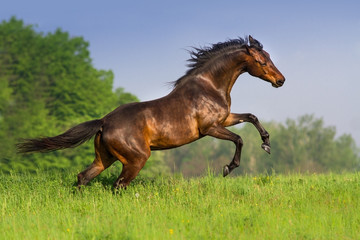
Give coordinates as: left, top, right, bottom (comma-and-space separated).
17, 35, 285, 188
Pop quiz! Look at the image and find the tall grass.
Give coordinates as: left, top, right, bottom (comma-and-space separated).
1, 171, 359, 239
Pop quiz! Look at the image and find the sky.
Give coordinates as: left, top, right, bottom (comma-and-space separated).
2, 0, 360, 145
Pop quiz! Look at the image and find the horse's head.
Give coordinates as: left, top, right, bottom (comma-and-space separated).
245, 36, 285, 88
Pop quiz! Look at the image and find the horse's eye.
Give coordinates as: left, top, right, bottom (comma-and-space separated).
260, 62, 266, 66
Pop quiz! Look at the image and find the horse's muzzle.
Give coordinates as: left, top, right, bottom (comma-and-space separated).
276, 78, 285, 87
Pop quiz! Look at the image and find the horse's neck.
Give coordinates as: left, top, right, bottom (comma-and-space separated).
171, 50, 248, 104
204, 61, 246, 100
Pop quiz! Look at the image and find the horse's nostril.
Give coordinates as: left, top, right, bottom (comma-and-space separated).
276, 79, 285, 86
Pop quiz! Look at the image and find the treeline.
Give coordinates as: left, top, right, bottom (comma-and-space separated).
1, 18, 359, 176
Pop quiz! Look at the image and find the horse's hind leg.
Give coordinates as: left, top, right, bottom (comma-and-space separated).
113, 160, 147, 189
108, 143, 150, 189
201, 125, 243, 177
77, 132, 116, 187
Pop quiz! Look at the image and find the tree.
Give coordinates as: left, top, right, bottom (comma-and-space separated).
0, 17, 141, 173
115, 87, 139, 106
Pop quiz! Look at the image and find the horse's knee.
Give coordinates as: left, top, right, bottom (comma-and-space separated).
248, 114, 258, 122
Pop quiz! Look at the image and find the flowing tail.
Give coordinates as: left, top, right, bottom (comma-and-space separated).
17, 119, 103, 153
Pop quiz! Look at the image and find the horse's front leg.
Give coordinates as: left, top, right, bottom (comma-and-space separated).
223, 113, 271, 154
201, 125, 243, 177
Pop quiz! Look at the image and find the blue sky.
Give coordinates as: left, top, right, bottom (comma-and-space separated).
2, 0, 360, 145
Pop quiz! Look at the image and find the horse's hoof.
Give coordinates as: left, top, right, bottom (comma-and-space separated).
261, 143, 271, 154
223, 165, 230, 177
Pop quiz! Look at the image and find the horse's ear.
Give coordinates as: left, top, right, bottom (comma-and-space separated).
249, 35, 255, 46
248, 35, 263, 50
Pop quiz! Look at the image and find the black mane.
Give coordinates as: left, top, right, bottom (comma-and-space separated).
172, 36, 263, 87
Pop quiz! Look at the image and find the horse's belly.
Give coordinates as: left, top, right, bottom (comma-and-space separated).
148, 122, 200, 150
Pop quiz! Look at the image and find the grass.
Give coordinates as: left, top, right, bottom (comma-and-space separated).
0, 170, 359, 239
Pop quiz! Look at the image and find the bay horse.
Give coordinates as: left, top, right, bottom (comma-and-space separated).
17, 36, 285, 188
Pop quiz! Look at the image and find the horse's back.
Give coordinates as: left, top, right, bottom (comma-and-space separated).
101, 94, 201, 150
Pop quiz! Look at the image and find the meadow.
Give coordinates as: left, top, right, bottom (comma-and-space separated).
0, 170, 359, 240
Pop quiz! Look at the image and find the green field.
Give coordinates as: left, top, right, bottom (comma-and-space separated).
0, 171, 359, 239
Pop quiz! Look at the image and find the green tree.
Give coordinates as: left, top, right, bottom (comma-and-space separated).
0, 17, 141, 173
115, 87, 139, 106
